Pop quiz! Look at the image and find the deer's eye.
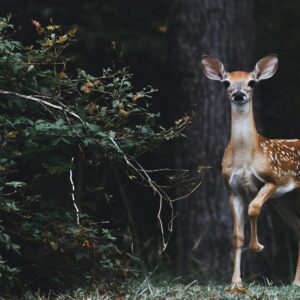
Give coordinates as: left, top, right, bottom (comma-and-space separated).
223, 80, 230, 88
248, 80, 256, 88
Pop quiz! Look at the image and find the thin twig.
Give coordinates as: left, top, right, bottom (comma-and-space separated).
171, 173, 205, 202
70, 157, 80, 225
109, 137, 168, 250
109, 136, 202, 251
135, 167, 189, 173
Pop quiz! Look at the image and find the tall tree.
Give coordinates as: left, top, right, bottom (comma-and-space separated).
168, 0, 277, 279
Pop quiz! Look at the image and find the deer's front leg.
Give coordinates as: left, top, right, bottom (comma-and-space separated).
230, 193, 245, 288
248, 183, 276, 252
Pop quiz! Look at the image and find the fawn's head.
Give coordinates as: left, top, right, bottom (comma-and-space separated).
201, 54, 278, 105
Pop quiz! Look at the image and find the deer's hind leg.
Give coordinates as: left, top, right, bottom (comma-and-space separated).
273, 190, 300, 286
293, 241, 300, 286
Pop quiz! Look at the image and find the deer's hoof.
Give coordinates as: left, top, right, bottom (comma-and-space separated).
249, 242, 264, 252
228, 282, 248, 294
292, 281, 300, 287
231, 281, 243, 289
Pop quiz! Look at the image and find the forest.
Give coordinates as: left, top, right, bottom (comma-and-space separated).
2, 0, 300, 299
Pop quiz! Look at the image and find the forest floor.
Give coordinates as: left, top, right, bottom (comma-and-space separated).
22, 280, 300, 300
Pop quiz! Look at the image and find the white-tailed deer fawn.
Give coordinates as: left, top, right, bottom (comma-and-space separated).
202, 54, 300, 288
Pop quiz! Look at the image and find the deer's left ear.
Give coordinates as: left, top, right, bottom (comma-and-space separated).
201, 55, 226, 81
253, 54, 278, 81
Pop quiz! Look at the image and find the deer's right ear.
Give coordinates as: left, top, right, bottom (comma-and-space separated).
201, 55, 226, 81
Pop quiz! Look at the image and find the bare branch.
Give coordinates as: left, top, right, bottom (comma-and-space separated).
171, 173, 205, 202
0, 89, 87, 125
70, 157, 80, 225
109, 136, 202, 251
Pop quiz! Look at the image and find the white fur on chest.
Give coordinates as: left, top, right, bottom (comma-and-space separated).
229, 166, 262, 196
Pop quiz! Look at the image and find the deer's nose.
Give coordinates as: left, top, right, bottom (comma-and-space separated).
231, 91, 246, 102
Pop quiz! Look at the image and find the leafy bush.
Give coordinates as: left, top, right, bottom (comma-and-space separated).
0, 16, 188, 294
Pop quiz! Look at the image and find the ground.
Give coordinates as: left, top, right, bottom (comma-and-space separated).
21, 281, 300, 300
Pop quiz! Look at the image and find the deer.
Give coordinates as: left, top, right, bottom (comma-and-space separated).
201, 54, 300, 289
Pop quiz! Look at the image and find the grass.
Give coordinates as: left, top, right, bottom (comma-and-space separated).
20, 279, 300, 300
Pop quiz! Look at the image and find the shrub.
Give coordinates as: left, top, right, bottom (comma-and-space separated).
0, 16, 188, 294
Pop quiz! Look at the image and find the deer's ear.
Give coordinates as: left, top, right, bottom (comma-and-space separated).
201, 55, 226, 81
253, 54, 278, 81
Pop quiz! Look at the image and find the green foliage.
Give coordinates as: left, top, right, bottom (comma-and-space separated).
0, 16, 185, 294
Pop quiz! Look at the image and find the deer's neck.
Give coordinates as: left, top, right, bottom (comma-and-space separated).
230, 101, 258, 156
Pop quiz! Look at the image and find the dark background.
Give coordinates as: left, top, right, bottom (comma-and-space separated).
3, 0, 300, 284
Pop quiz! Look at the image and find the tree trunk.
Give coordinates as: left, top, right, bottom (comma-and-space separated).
169, 0, 276, 280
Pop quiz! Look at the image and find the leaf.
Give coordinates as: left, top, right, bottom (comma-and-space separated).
132, 93, 144, 102
11, 243, 20, 255
183, 114, 191, 122
83, 138, 95, 146
81, 240, 91, 248
109, 131, 116, 139
55, 118, 65, 126
175, 118, 182, 125
157, 25, 168, 33
27, 64, 34, 72
85, 102, 98, 113
5, 130, 18, 139
47, 25, 61, 30
88, 124, 100, 132
112, 100, 120, 108
31, 19, 41, 28
119, 109, 129, 117
49, 241, 58, 250
41, 39, 54, 47
57, 34, 68, 44
4, 200, 19, 212
5, 181, 26, 188
67, 27, 78, 36
140, 127, 149, 134
57, 71, 66, 78
81, 82, 93, 93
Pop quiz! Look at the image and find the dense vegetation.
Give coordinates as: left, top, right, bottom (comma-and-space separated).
0, 17, 190, 295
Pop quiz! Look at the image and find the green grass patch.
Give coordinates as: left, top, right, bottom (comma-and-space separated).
18, 280, 300, 300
